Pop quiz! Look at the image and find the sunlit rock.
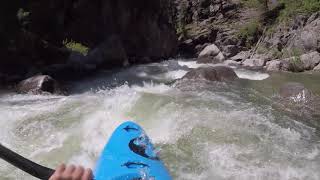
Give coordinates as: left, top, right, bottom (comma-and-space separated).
16, 75, 64, 95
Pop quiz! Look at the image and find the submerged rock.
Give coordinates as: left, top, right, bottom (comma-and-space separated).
279, 82, 313, 103
16, 75, 63, 95
276, 82, 320, 124
182, 66, 238, 82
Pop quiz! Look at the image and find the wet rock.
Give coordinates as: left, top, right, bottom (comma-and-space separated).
86, 36, 128, 68
275, 82, 320, 126
199, 44, 221, 57
266, 60, 281, 71
182, 66, 238, 82
221, 45, 243, 58
314, 63, 320, 71
197, 52, 225, 64
223, 60, 241, 67
300, 51, 320, 70
197, 44, 225, 64
279, 82, 313, 103
230, 51, 250, 62
16, 75, 63, 95
242, 58, 266, 67
43, 64, 96, 81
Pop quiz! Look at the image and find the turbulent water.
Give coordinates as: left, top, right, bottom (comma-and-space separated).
0, 59, 320, 180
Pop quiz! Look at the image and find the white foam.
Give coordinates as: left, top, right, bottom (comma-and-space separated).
235, 69, 270, 80
177, 60, 204, 69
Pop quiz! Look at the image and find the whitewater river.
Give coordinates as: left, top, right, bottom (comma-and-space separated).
0, 59, 320, 180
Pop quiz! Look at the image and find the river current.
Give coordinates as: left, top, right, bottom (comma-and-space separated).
0, 59, 320, 180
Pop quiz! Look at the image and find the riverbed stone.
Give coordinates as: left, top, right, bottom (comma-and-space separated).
16, 75, 63, 95
223, 60, 241, 67
221, 45, 243, 58
300, 51, 320, 70
266, 60, 281, 71
242, 58, 266, 67
199, 44, 220, 57
197, 44, 225, 64
182, 66, 238, 82
197, 52, 225, 64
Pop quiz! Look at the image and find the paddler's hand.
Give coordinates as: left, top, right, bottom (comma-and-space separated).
49, 164, 93, 180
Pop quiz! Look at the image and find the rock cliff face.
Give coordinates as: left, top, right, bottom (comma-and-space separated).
0, 0, 177, 84
173, 0, 320, 73
174, 0, 241, 57
27, 0, 177, 61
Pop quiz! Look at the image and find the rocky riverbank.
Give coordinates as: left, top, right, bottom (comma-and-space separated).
1, 0, 320, 94
173, 0, 320, 72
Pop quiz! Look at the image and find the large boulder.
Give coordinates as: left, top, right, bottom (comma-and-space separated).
230, 51, 250, 62
197, 44, 225, 64
266, 60, 281, 71
182, 66, 238, 82
288, 13, 320, 52
198, 43, 221, 57
85, 36, 128, 67
16, 75, 63, 95
281, 52, 320, 72
300, 51, 320, 70
43, 64, 96, 81
221, 45, 244, 58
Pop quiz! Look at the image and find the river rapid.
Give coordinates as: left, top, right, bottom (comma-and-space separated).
0, 59, 320, 180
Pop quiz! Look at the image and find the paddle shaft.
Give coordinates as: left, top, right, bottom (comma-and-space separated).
0, 144, 54, 180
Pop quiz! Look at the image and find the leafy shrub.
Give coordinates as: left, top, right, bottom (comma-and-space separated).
63, 39, 89, 56
278, 0, 320, 21
283, 48, 304, 72
17, 8, 30, 21
282, 47, 303, 58
289, 56, 304, 72
237, 20, 263, 47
